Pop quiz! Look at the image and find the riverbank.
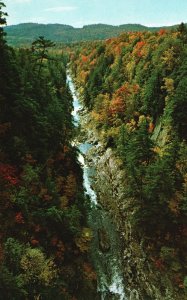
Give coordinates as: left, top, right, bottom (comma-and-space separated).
68, 75, 127, 299
76, 103, 182, 300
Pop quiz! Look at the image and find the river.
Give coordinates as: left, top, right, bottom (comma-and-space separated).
67, 74, 126, 300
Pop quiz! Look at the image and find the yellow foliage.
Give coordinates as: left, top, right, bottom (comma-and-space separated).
162, 77, 174, 95
126, 60, 136, 81
138, 115, 146, 126
75, 227, 93, 253
59, 196, 69, 209
161, 47, 178, 71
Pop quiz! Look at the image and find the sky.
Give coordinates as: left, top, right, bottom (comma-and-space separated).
5, 0, 187, 28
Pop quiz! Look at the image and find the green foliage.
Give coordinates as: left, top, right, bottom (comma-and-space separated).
5, 23, 184, 46
0, 6, 95, 299
171, 76, 187, 139
143, 69, 165, 119
20, 248, 57, 286
4, 238, 24, 272
70, 29, 187, 294
184, 276, 187, 289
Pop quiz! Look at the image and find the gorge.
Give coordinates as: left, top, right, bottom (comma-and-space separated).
0, 1, 187, 298
68, 74, 126, 299
67, 25, 187, 299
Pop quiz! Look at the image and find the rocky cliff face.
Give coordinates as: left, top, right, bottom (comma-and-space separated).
81, 115, 182, 300
93, 146, 177, 300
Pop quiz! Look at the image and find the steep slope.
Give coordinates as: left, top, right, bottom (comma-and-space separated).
69, 25, 187, 299
0, 15, 96, 300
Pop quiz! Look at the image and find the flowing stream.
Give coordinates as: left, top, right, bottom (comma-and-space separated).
68, 74, 126, 300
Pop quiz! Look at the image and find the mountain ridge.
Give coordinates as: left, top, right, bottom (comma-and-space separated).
5, 22, 182, 46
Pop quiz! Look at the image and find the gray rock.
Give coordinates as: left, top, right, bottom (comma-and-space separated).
98, 228, 111, 252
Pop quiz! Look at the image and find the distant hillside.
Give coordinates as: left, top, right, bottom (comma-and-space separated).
4, 22, 179, 46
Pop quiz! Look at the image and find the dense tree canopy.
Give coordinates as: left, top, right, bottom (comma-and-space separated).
69, 24, 187, 294
0, 3, 96, 299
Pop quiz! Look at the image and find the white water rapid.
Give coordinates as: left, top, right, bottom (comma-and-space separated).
68, 74, 126, 300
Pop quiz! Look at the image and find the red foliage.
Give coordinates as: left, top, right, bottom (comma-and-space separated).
0, 163, 19, 186
30, 239, 39, 246
153, 258, 165, 271
15, 212, 25, 224
134, 41, 146, 57
158, 29, 167, 36
136, 41, 146, 49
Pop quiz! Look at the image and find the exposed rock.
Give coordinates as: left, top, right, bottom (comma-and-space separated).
98, 228, 111, 252
81, 127, 182, 300
77, 102, 184, 300
93, 146, 181, 300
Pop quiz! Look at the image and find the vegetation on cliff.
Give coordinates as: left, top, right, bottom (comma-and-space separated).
69, 24, 187, 295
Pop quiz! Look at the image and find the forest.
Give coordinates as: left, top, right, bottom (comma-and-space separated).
1, 0, 187, 298
0, 2, 96, 299
4, 22, 182, 47
68, 24, 187, 296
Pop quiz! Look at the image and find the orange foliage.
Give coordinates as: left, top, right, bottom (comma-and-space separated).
0, 122, 11, 136
30, 239, 39, 246
158, 29, 167, 36
81, 55, 88, 63
15, 212, 25, 224
136, 41, 146, 49
90, 58, 96, 66
109, 97, 125, 115
114, 45, 122, 55
116, 84, 131, 97
148, 122, 154, 133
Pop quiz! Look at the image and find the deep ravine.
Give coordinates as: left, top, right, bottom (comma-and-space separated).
67, 74, 127, 300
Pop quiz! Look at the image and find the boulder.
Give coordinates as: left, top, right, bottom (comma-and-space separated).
98, 228, 111, 252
